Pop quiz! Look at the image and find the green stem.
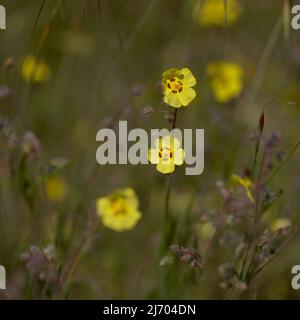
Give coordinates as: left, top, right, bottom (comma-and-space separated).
266, 140, 300, 184
54, 214, 99, 299
160, 108, 178, 253
164, 174, 173, 223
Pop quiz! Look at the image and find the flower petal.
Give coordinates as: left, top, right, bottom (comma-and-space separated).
162, 68, 179, 80
123, 188, 139, 209
164, 91, 182, 108
178, 87, 196, 106
179, 68, 196, 87
96, 188, 141, 232
156, 163, 175, 174
174, 148, 185, 165
207, 61, 244, 103
96, 197, 111, 217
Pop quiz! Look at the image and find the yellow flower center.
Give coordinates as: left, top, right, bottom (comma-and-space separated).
216, 72, 230, 85
111, 197, 127, 215
167, 78, 183, 94
159, 147, 173, 162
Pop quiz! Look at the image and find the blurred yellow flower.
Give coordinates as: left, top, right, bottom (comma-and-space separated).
193, 0, 242, 27
231, 174, 254, 202
148, 135, 185, 174
197, 222, 216, 240
44, 175, 68, 202
96, 188, 141, 232
162, 67, 196, 108
21, 55, 51, 83
207, 61, 244, 103
271, 218, 291, 232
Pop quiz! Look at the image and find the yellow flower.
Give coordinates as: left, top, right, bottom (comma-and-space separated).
44, 175, 68, 202
21, 55, 51, 83
193, 0, 242, 27
207, 61, 244, 103
162, 67, 196, 108
148, 135, 185, 174
196, 222, 216, 240
271, 218, 291, 232
96, 188, 141, 232
231, 174, 254, 202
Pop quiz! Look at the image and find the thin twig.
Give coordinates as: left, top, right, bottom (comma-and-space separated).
255, 226, 300, 276
162, 108, 179, 249
14, 0, 47, 87
266, 140, 300, 184
54, 213, 99, 299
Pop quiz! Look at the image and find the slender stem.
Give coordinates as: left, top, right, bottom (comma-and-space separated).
125, 0, 159, 52
14, 0, 47, 86
54, 232, 88, 299
172, 109, 178, 130
97, 0, 101, 15
165, 108, 178, 217
108, 0, 132, 89
164, 174, 173, 222
255, 226, 300, 276
266, 140, 300, 184
240, 148, 268, 298
54, 214, 99, 299
239, 149, 266, 284
252, 111, 264, 180
161, 108, 178, 249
